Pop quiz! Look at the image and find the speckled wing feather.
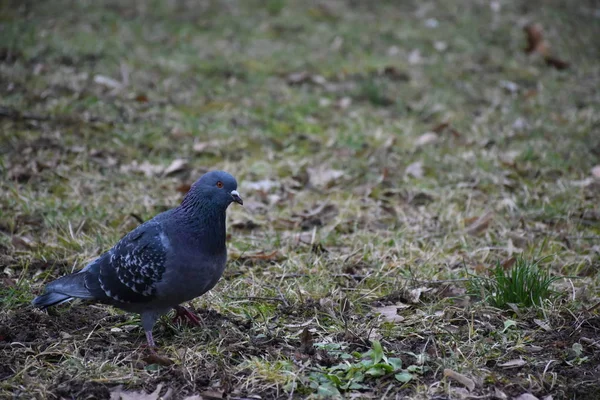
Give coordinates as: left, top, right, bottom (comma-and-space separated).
93, 222, 169, 304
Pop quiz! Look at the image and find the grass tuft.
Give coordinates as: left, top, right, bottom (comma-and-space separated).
468, 256, 563, 309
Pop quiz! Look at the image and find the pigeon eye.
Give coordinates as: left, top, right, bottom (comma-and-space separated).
216, 181, 224, 188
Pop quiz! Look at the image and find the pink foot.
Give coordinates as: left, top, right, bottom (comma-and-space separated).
172, 305, 202, 327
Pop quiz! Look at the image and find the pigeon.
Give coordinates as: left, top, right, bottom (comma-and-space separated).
32, 170, 243, 348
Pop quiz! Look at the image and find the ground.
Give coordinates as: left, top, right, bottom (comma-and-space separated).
1, 0, 599, 399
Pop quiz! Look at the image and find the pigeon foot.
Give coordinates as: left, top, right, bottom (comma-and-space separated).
172, 305, 202, 327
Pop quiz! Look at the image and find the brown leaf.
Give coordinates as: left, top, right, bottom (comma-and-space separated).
232, 250, 285, 264
443, 369, 476, 391
524, 23, 569, 70
524, 24, 548, 55
464, 212, 494, 235
431, 122, 449, 133
176, 183, 191, 194
545, 56, 569, 70
299, 327, 315, 355
501, 256, 517, 270
135, 94, 149, 103
163, 159, 188, 176
382, 66, 409, 81
374, 305, 405, 323
11, 235, 35, 250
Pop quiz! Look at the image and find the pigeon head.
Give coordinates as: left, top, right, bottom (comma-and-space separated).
182, 171, 243, 211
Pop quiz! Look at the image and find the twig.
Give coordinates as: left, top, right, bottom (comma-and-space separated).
226, 296, 286, 303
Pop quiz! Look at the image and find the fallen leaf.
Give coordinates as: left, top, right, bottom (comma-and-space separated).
94, 74, 123, 90
176, 183, 191, 194
415, 132, 438, 147
431, 122, 449, 133
498, 358, 527, 368
163, 159, 188, 176
135, 94, 149, 103
299, 327, 315, 355
443, 369, 476, 391
11, 235, 35, 250
197, 390, 224, 399
142, 352, 174, 366
545, 56, 569, 70
501, 256, 517, 270
307, 166, 344, 189
120, 161, 163, 177
402, 287, 432, 304
524, 23, 569, 70
464, 211, 494, 235
514, 394, 539, 400
524, 24, 548, 55
193, 139, 225, 154
381, 66, 409, 81
405, 161, 424, 179
374, 305, 405, 323
533, 319, 551, 332
243, 179, 279, 192
110, 384, 172, 400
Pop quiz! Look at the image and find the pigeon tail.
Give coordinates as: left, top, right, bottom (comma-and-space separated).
32, 272, 95, 309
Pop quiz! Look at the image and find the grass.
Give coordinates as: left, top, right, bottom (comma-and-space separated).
1, 0, 599, 399
468, 255, 563, 308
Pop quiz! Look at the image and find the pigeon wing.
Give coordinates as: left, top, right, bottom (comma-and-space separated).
94, 222, 169, 304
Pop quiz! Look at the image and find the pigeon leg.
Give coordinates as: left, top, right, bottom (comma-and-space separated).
172, 305, 202, 327
145, 330, 156, 347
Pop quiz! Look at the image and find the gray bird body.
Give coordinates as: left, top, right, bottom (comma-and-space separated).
33, 171, 243, 347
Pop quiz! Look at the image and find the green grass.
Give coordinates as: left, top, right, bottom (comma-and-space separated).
1, 0, 599, 399
468, 256, 563, 308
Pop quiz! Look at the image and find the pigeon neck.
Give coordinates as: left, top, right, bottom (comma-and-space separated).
178, 193, 227, 252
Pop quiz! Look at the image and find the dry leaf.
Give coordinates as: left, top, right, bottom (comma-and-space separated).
11, 235, 35, 250
501, 256, 517, 270
403, 287, 432, 304
415, 132, 438, 147
176, 183, 192, 194
244, 179, 279, 192
142, 352, 174, 366
524, 23, 569, 70
514, 394, 539, 400
299, 327, 315, 355
197, 390, 224, 399
465, 211, 494, 235
307, 166, 344, 189
193, 139, 224, 154
110, 384, 172, 400
374, 305, 405, 323
120, 161, 163, 177
498, 358, 527, 368
443, 369, 476, 391
405, 161, 424, 179
135, 94, 149, 103
163, 159, 188, 176
524, 24, 548, 56
533, 319, 551, 332
94, 75, 123, 90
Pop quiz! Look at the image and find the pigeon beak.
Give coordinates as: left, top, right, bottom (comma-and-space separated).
231, 190, 243, 205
